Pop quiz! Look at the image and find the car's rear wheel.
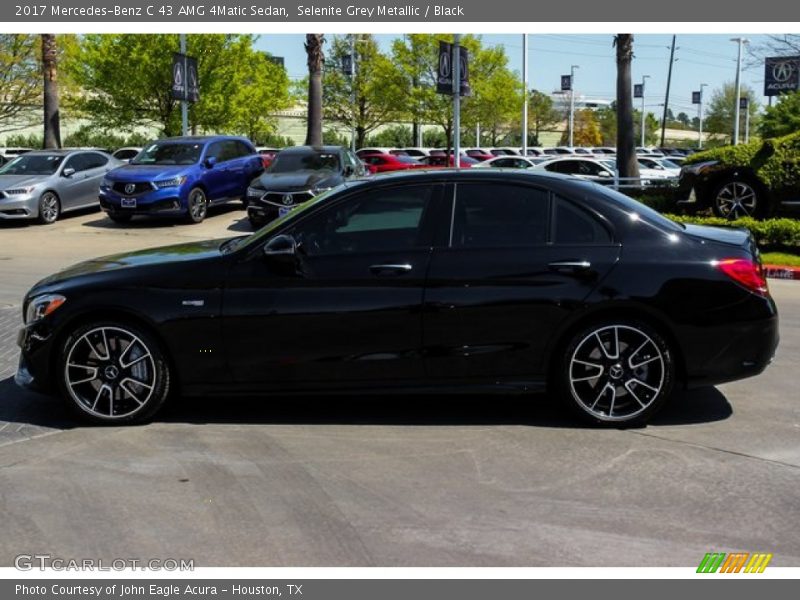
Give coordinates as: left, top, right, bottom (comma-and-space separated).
58, 322, 171, 424
108, 214, 133, 224
712, 179, 764, 219
557, 320, 674, 426
186, 187, 208, 224
37, 191, 60, 224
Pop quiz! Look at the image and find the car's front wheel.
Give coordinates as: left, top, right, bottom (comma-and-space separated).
557, 320, 674, 426
185, 187, 208, 224
58, 321, 171, 424
37, 191, 60, 224
712, 179, 765, 219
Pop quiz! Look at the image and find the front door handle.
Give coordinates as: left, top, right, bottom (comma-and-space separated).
369, 263, 413, 276
548, 260, 592, 273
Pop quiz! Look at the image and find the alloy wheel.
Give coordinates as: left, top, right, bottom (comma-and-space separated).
714, 181, 758, 219
568, 325, 666, 422
64, 326, 156, 420
39, 192, 60, 224
188, 189, 207, 222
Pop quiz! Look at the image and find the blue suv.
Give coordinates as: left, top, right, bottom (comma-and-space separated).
99, 136, 263, 224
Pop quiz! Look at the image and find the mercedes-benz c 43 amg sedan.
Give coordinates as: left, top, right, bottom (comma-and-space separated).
16, 170, 778, 426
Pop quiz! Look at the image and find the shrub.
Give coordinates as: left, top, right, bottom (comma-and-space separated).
664, 214, 800, 248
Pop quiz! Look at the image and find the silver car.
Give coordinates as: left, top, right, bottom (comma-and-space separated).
0, 149, 121, 224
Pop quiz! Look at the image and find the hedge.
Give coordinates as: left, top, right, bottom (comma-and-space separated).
683, 131, 800, 191
664, 214, 800, 249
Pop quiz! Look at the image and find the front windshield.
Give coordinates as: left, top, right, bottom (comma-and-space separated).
269, 151, 340, 173
0, 154, 64, 175
131, 142, 203, 165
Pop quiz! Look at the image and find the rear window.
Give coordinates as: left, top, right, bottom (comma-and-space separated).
588, 184, 684, 232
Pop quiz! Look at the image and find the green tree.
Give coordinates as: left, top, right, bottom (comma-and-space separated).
527, 90, 560, 146
365, 125, 413, 147
559, 109, 602, 146
0, 35, 40, 134
704, 81, 759, 140
228, 51, 290, 141
760, 91, 800, 138
677, 112, 690, 128
304, 34, 325, 145
322, 34, 403, 149
391, 34, 518, 151
68, 34, 288, 137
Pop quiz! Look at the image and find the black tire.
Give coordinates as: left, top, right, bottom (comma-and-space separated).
711, 178, 766, 220
185, 187, 208, 224
108, 213, 133, 224
37, 191, 60, 224
58, 321, 171, 425
555, 319, 675, 427
248, 214, 266, 230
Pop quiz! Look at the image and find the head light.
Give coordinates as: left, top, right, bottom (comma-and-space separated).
154, 176, 187, 188
25, 294, 66, 324
4, 186, 36, 195
312, 186, 333, 195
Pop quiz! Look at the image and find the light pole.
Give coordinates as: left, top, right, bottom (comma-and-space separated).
522, 34, 528, 155
698, 83, 708, 149
568, 64, 579, 148
180, 34, 188, 136
454, 34, 461, 168
731, 37, 749, 145
640, 75, 650, 147
350, 34, 357, 153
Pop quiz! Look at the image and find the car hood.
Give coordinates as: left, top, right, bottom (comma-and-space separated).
0, 174, 49, 189
107, 164, 192, 181
31, 238, 229, 292
257, 170, 341, 191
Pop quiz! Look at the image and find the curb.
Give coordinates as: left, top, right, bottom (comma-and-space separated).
763, 264, 800, 281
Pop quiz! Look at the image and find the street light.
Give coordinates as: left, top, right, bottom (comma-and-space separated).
731, 37, 749, 145
640, 75, 650, 147
568, 64, 579, 148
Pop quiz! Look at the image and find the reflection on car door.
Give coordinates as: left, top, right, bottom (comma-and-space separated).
76, 152, 111, 210
222, 184, 444, 390
59, 153, 99, 210
202, 141, 231, 202
423, 182, 621, 381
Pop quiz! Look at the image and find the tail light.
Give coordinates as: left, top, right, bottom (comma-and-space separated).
715, 258, 769, 296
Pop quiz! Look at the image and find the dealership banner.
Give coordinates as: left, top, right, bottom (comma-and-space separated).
763, 56, 800, 96
2, 0, 797, 22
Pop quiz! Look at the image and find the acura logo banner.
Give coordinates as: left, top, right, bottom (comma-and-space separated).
764, 56, 800, 96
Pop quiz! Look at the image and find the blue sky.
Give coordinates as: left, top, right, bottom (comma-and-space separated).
255, 33, 774, 118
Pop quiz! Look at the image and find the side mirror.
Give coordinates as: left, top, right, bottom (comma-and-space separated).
597, 171, 612, 178
263, 234, 299, 274
205, 156, 217, 169
62, 167, 75, 178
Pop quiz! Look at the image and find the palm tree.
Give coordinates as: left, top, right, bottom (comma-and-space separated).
305, 34, 325, 146
614, 34, 638, 180
42, 34, 61, 149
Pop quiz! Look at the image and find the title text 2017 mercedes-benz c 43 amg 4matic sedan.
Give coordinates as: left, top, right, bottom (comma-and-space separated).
16, 170, 778, 426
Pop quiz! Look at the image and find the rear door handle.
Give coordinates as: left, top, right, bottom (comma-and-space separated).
548, 260, 592, 272
369, 263, 413, 276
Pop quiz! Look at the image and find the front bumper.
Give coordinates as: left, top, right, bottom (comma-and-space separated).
0, 194, 37, 220
99, 187, 185, 216
15, 320, 56, 395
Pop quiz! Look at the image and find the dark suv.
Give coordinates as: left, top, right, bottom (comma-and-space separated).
246, 145, 366, 228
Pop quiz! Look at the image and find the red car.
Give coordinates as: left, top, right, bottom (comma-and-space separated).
360, 152, 425, 174
418, 154, 479, 168
465, 148, 493, 162
256, 147, 280, 169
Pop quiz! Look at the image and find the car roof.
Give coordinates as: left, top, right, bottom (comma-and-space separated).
154, 135, 252, 144
278, 145, 344, 154
23, 148, 107, 156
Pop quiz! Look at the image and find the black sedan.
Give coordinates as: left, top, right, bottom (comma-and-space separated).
245, 145, 367, 228
16, 170, 778, 426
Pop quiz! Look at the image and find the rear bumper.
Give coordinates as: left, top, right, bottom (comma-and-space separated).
682, 312, 779, 388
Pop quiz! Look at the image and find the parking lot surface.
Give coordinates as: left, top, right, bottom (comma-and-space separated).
1, 208, 799, 567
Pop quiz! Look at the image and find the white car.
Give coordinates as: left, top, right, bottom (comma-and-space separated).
638, 156, 682, 176
472, 156, 546, 169
393, 147, 432, 158
0, 147, 33, 166
111, 147, 142, 163
542, 146, 576, 156
597, 159, 674, 183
